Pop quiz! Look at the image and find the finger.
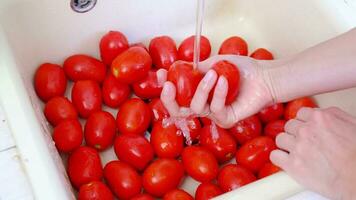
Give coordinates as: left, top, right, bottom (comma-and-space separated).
210, 76, 228, 114
296, 107, 314, 122
190, 70, 218, 114
270, 150, 290, 169
276, 132, 296, 152
156, 69, 168, 87
160, 82, 180, 116
284, 119, 304, 135
323, 106, 356, 123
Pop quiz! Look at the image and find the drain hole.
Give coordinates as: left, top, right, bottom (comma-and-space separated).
70, 0, 97, 13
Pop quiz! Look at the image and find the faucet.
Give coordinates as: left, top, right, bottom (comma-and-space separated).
70, 0, 97, 13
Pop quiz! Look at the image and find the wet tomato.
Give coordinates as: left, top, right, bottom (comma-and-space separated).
284, 97, 317, 120
184, 117, 202, 143
71, 80, 102, 118
100, 31, 129, 66
149, 36, 178, 70
250, 48, 274, 60
116, 98, 151, 135
195, 182, 222, 200
130, 194, 155, 200
63, 54, 106, 83
236, 136, 277, 172
68, 146, 103, 188
217, 164, 256, 192
104, 161, 142, 199
182, 146, 219, 182
111, 46, 152, 84
229, 115, 262, 145
102, 74, 130, 108
53, 119, 82, 153
44, 96, 77, 126
178, 35, 211, 62
148, 98, 169, 122
264, 119, 286, 140
258, 103, 284, 123
167, 61, 203, 107
258, 162, 281, 179
199, 117, 212, 126
142, 159, 184, 197
34, 63, 67, 102
163, 189, 193, 200
218, 36, 248, 56
78, 181, 114, 200
84, 111, 116, 151
132, 69, 163, 99
114, 134, 154, 171
131, 43, 148, 51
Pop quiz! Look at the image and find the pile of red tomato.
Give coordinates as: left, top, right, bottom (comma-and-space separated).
34, 31, 317, 200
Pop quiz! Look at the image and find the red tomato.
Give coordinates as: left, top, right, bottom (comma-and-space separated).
229, 115, 262, 145
114, 134, 154, 171
84, 111, 116, 151
111, 46, 152, 84
142, 159, 184, 197
182, 146, 219, 182
217, 164, 256, 192
68, 146, 103, 188
150, 122, 184, 158
264, 119, 286, 140
258, 162, 281, 179
104, 161, 142, 199
236, 136, 277, 172
100, 31, 129, 66
102, 74, 130, 108
34, 63, 67, 102
63, 55, 106, 82
258, 103, 284, 123
209, 60, 240, 105
53, 119, 82, 153
163, 189, 193, 200
130, 194, 155, 200
184, 117, 202, 143
71, 80, 102, 118
218, 36, 248, 56
44, 97, 77, 126
116, 98, 151, 135
148, 98, 169, 122
195, 182, 222, 200
132, 69, 163, 99
199, 124, 237, 163
131, 43, 148, 52
178, 35, 211, 62
149, 36, 178, 70
167, 61, 203, 107
78, 181, 114, 200
250, 48, 274, 60
200, 117, 212, 126
284, 97, 317, 120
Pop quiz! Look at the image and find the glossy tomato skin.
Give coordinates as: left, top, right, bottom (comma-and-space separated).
68, 146, 103, 189
148, 98, 169, 122
72, 80, 102, 118
250, 48, 274, 60
116, 98, 151, 135
184, 117, 202, 143
195, 182, 222, 200
150, 122, 184, 158
131, 43, 148, 52
142, 159, 185, 197
258, 103, 284, 123
163, 189, 193, 200
100, 31, 129, 66
149, 36, 178, 70
209, 60, 240, 105
132, 70, 163, 99
236, 136, 277, 172
182, 146, 219, 182
63, 55, 106, 83
111, 46, 152, 84
199, 124, 237, 163
167, 61, 203, 107
44, 96, 77, 126
102, 74, 130, 108
78, 181, 114, 200
53, 119, 82, 153
284, 97, 317, 120
200, 117, 212, 126
258, 162, 281, 179
178, 35, 211, 62
114, 134, 154, 171
104, 161, 142, 199
34, 63, 67, 102
130, 194, 155, 200
218, 36, 248, 56
217, 164, 256, 192
229, 115, 262, 145
264, 119, 286, 140
84, 111, 116, 151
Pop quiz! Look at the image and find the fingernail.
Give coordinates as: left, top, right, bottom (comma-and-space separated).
204, 70, 215, 81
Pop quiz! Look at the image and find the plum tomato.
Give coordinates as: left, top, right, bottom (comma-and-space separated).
131, 43, 148, 52
163, 189, 193, 200
100, 31, 129, 66
149, 36, 178, 70
130, 194, 155, 200
199, 117, 212, 126
218, 36, 248, 56
258, 162, 281, 179
78, 181, 114, 200
217, 164, 256, 192
52, 119, 82, 153
102, 74, 130, 108
44, 96, 77, 126
284, 97, 317, 120
258, 103, 284, 123
132, 69, 163, 99
184, 117, 202, 143
178, 35, 211, 62
195, 182, 222, 200
229, 115, 262, 145
148, 98, 169, 122
250, 48, 274, 60
264, 119, 286, 140
34, 63, 67, 102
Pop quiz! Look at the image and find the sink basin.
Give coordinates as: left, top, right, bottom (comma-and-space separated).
1, 0, 356, 199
